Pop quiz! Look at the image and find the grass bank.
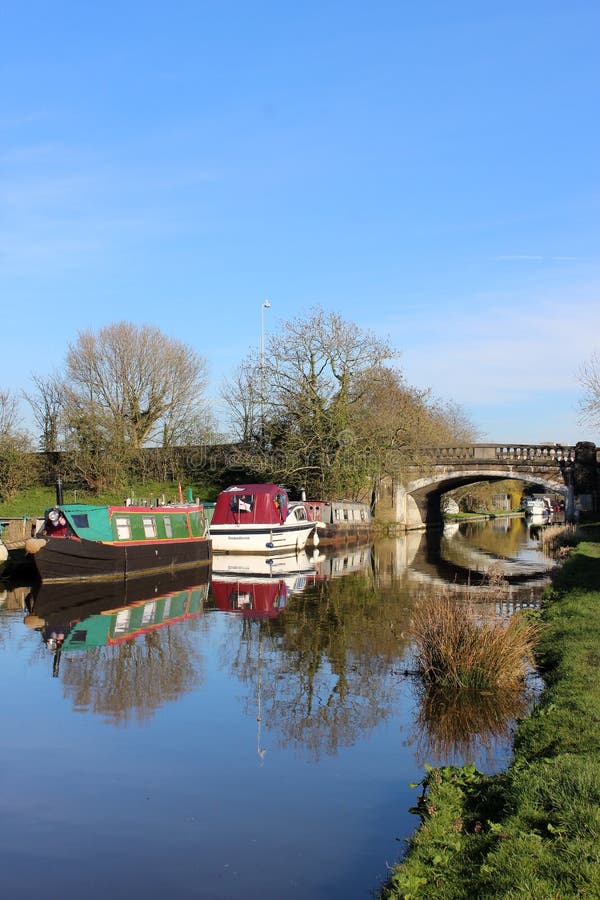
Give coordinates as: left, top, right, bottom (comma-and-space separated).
382, 526, 600, 899
0, 480, 220, 518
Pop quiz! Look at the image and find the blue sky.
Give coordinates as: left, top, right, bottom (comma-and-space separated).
2, 1, 599, 445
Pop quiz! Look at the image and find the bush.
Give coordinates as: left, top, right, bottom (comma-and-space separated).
410, 592, 540, 691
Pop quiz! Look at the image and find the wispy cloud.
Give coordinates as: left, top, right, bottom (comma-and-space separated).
0, 139, 222, 270
383, 284, 600, 440
496, 254, 581, 261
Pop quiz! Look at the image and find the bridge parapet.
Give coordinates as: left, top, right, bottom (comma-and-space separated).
423, 444, 576, 464
380, 441, 598, 529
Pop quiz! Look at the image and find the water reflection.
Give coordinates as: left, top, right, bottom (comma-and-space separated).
23, 569, 210, 721
412, 683, 535, 766
5, 519, 554, 751
0, 517, 555, 900
226, 559, 403, 760
210, 550, 320, 617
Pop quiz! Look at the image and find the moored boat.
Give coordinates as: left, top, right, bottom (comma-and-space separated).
209, 484, 319, 554
24, 497, 212, 583
301, 498, 372, 544
523, 497, 551, 517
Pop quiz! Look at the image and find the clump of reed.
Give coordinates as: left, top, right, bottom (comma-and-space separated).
410, 591, 540, 691
539, 523, 581, 559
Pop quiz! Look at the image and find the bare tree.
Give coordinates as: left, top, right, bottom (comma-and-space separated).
51, 322, 214, 491
578, 350, 600, 429
261, 308, 397, 494
24, 373, 64, 452
221, 357, 262, 443
0, 390, 22, 435
64, 322, 212, 450
223, 307, 479, 498
223, 307, 397, 494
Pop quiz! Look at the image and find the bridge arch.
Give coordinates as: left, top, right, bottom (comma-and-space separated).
403, 469, 566, 530
382, 443, 598, 530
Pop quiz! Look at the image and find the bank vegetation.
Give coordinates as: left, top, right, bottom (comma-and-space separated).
382, 524, 600, 899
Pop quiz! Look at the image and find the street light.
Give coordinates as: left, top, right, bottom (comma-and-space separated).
260, 299, 271, 438
260, 299, 271, 369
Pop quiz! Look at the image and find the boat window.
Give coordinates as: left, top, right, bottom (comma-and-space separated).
70, 629, 88, 643
231, 591, 253, 609
294, 507, 307, 520
334, 509, 342, 521
72, 513, 90, 529
143, 516, 157, 538
114, 609, 131, 634
230, 493, 255, 513
343, 509, 349, 521
115, 516, 131, 540
163, 516, 173, 538
360, 509, 366, 521
141, 602, 155, 625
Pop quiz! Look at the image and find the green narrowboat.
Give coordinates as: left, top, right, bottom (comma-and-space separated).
24, 500, 212, 583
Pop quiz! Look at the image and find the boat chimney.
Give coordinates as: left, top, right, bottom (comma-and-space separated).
56, 474, 64, 505
300, 487, 306, 501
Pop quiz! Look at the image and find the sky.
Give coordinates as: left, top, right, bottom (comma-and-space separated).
2, 0, 599, 446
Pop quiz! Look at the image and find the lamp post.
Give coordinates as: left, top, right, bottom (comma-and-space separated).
260, 299, 271, 439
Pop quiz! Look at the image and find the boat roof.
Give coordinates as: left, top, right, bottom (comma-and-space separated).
45, 502, 205, 542
46, 502, 204, 514
212, 484, 290, 527
219, 484, 287, 495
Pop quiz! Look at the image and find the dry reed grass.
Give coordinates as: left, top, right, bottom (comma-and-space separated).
409, 590, 540, 691
539, 523, 581, 558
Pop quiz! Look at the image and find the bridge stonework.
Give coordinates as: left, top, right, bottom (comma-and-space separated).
378, 442, 600, 530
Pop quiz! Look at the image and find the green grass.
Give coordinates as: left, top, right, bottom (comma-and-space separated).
382, 540, 600, 899
0, 479, 221, 518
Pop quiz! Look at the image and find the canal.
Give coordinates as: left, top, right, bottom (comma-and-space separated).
0, 516, 554, 899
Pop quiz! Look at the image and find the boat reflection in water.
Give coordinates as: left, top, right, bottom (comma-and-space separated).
312, 543, 373, 581
210, 544, 376, 617
24, 568, 211, 676
209, 550, 321, 618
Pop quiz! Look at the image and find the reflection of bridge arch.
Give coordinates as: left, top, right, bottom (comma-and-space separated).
383, 442, 599, 529
373, 526, 555, 594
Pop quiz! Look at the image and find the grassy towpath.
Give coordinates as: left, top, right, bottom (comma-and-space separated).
382, 528, 600, 899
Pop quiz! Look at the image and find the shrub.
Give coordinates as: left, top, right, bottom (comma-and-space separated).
410, 592, 540, 691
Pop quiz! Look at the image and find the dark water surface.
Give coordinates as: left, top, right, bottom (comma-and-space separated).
0, 517, 553, 899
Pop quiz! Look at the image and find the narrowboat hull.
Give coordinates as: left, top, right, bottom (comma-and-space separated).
301, 499, 372, 545
26, 535, 212, 583
308, 522, 372, 545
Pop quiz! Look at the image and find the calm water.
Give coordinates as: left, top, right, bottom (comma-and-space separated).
0, 517, 553, 899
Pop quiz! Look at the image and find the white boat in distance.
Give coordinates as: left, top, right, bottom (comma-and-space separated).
524, 497, 551, 516
209, 484, 320, 554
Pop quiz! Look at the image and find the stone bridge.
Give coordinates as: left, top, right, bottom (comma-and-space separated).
380, 442, 600, 530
